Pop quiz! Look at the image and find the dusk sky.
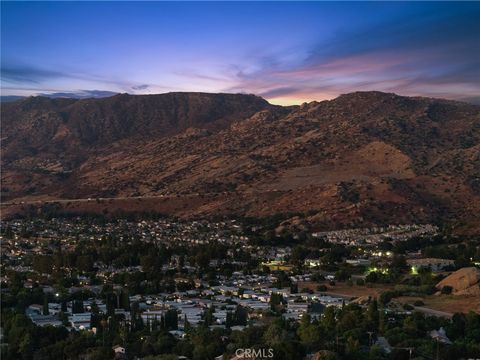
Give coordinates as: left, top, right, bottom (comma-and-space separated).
1, 1, 479, 105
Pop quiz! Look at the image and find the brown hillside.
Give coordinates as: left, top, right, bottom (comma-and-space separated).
1, 91, 479, 233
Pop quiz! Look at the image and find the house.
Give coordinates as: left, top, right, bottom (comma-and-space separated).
28, 314, 63, 327
230, 325, 246, 332
407, 258, 454, 272
305, 259, 322, 268
287, 301, 308, 313
69, 313, 91, 330
346, 259, 371, 266
112, 345, 127, 360
112, 345, 125, 354
375, 336, 392, 354
429, 327, 452, 344
169, 330, 186, 339
26, 304, 43, 316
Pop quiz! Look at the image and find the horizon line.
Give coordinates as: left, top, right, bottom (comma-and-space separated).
2, 89, 479, 107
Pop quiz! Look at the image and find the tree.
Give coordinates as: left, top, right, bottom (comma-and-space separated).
366, 299, 379, 331
106, 293, 115, 316
184, 314, 191, 332
290, 283, 298, 294
165, 309, 178, 330
43, 295, 49, 315
337, 311, 359, 334
195, 252, 210, 270
321, 306, 336, 336
390, 255, 407, 273
234, 305, 248, 326
297, 313, 323, 351
120, 291, 130, 310
90, 302, 100, 329
72, 299, 85, 313
59, 310, 69, 326
270, 293, 284, 313
379, 290, 398, 306
314, 350, 338, 360
465, 311, 480, 342
345, 336, 360, 358
291, 246, 309, 268
204, 306, 215, 327
263, 318, 290, 347
225, 311, 233, 328
18, 333, 34, 360
32, 255, 53, 274
76, 255, 94, 272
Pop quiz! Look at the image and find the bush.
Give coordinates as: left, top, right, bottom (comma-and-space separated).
317, 285, 328, 292
311, 273, 325, 282
379, 290, 401, 305
441, 285, 453, 294
356, 279, 365, 286
394, 284, 437, 296
335, 269, 350, 281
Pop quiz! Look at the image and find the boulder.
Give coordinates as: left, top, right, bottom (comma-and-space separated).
436, 267, 480, 293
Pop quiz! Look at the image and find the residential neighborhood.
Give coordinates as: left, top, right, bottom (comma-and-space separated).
1, 216, 479, 359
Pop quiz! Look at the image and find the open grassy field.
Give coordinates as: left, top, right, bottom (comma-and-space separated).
397, 295, 480, 314
300, 281, 480, 314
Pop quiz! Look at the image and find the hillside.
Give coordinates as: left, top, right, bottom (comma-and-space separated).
2, 91, 479, 233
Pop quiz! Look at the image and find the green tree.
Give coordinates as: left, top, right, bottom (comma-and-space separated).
18, 333, 34, 360
43, 295, 49, 315
345, 336, 360, 358
233, 305, 248, 326
120, 291, 130, 310
321, 306, 336, 336
72, 299, 85, 313
297, 314, 323, 351
263, 318, 290, 347
366, 299, 379, 331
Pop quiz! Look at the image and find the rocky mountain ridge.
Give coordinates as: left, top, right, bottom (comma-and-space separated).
2, 91, 479, 233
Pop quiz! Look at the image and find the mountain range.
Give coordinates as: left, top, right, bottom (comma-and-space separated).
2, 91, 479, 234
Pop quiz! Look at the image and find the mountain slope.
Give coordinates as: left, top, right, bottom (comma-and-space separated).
2, 91, 479, 233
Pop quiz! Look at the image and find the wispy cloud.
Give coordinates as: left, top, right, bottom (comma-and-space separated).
217, 6, 480, 104
1, 62, 163, 96
131, 84, 149, 91
1, 65, 67, 84
38, 90, 118, 99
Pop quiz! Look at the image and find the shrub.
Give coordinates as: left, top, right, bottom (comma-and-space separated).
317, 285, 328, 292
441, 285, 453, 294
379, 290, 401, 305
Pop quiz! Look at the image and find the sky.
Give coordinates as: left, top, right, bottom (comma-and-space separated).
1, 1, 479, 105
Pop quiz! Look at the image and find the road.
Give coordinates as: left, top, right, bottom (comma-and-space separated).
412, 305, 453, 318
1, 190, 286, 207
